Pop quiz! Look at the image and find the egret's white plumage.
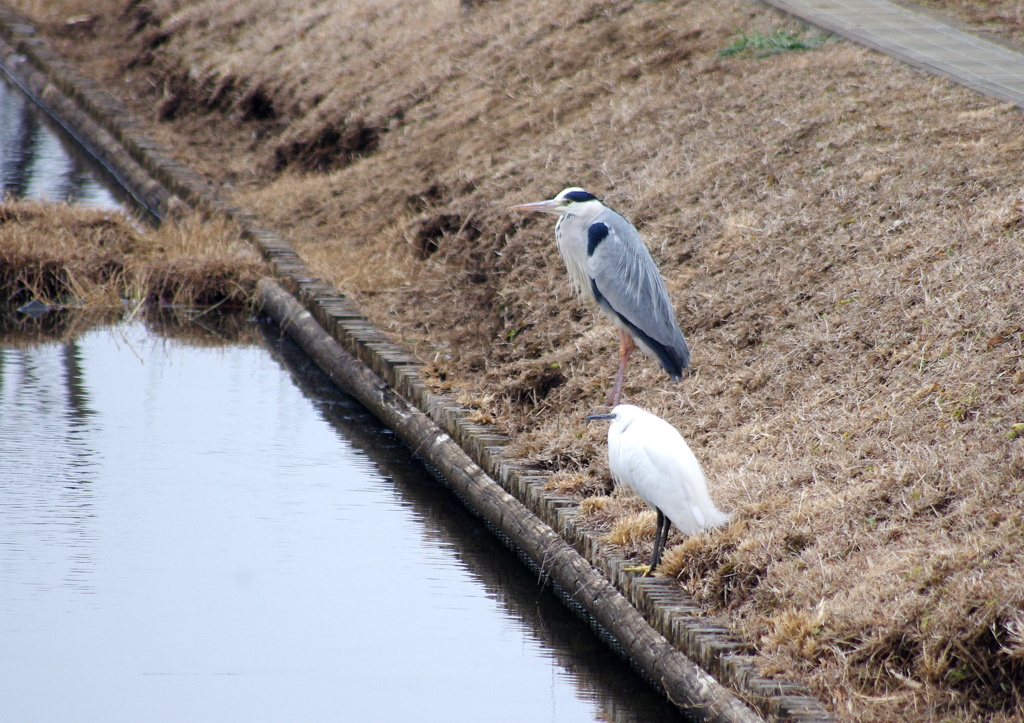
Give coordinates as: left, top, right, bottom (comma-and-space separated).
588, 404, 730, 573
510, 187, 690, 405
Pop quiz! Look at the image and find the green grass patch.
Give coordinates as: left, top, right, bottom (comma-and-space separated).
719, 28, 829, 58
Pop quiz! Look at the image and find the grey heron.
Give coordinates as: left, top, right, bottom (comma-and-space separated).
510, 187, 690, 406
586, 404, 730, 575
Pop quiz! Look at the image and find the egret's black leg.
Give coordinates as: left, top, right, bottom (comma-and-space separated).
647, 508, 671, 574
656, 510, 672, 570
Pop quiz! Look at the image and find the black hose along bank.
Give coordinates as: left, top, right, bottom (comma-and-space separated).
0, 7, 837, 721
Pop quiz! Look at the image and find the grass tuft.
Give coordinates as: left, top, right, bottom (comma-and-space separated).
0, 199, 268, 309
607, 510, 656, 546
719, 27, 829, 57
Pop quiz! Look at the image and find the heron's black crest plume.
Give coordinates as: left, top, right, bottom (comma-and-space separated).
563, 190, 599, 203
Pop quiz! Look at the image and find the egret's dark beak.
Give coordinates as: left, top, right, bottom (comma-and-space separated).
585, 413, 614, 421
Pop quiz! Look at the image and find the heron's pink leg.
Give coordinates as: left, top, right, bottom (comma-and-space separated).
605, 330, 635, 406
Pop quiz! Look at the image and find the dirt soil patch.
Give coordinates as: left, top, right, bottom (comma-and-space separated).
11, 0, 1024, 720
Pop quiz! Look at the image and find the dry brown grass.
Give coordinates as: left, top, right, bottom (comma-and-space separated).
14, 0, 1024, 719
0, 199, 267, 307
909, 0, 1024, 47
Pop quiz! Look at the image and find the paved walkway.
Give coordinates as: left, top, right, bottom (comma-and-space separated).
763, 0, 1024, 108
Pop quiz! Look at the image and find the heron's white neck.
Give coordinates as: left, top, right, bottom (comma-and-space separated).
554, 200, 606, 302
554, 216, 589, 300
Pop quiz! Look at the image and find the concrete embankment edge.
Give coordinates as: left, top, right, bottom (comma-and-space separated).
258, 278, 760, 723
0, 6, 837, 721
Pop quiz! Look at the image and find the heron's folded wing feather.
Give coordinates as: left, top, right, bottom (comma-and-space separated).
587, 210, 689, 366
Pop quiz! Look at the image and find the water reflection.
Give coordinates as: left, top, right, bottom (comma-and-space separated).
261, 326, 691, 722
0, 319, 691, 722
0, 72, 121, 208
0, 338, 100, 595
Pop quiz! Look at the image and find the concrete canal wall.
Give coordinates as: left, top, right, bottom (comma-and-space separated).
0, 6, 836, 721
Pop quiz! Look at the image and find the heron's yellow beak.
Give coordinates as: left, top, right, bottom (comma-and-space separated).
508, 199, 562, 214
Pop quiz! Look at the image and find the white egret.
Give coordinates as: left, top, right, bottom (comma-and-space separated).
587, 404, 730, 575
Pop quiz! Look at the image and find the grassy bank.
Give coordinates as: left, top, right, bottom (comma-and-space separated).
0, 199, 267, 308
9, 0, 1024, 719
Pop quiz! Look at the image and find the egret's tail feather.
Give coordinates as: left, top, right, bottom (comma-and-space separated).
704, 506, 732, 529
689, 502, 731, 533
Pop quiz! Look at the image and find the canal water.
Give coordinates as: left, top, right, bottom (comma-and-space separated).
0, 72, 122, 208
0, 69, 691, 720
0, 320, 687, 722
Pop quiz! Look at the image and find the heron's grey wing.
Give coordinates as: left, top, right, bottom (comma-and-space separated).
586, 210, 690, 376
